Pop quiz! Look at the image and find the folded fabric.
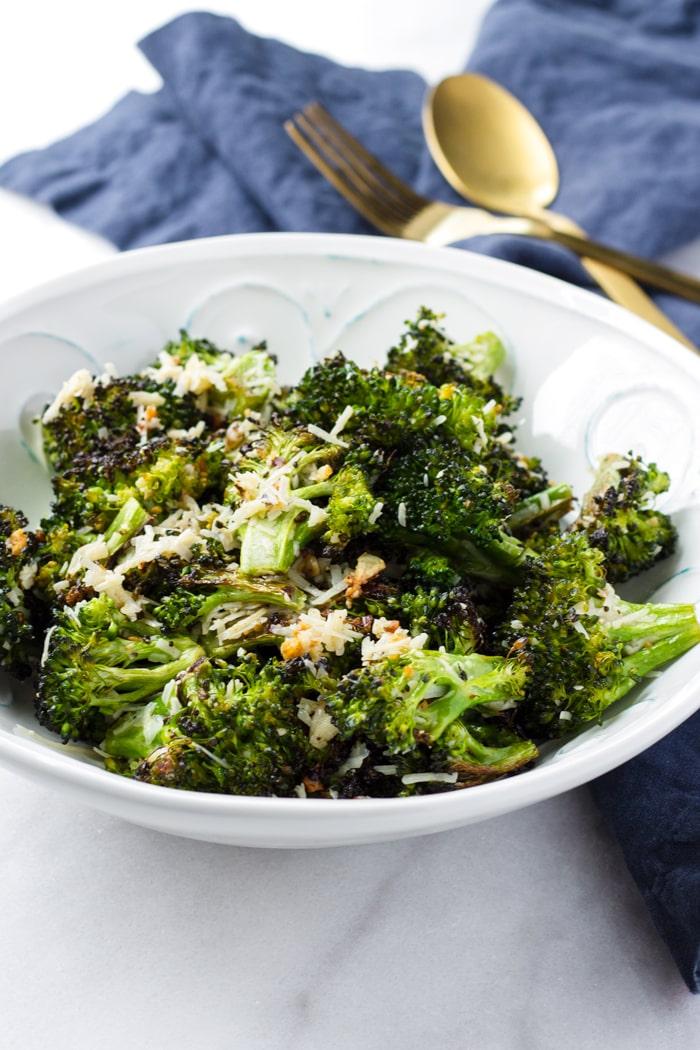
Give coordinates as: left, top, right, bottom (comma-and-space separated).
1, 0, 700, 992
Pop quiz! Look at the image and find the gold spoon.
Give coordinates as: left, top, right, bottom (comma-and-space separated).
423, 72, 696, 351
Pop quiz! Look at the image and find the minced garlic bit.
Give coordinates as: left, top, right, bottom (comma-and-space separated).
309, 463, 334, 483
344, 553, 386, 602
224, 417, 262, 451
6, 528, 28, 556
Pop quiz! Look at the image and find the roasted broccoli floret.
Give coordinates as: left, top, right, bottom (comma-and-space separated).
35, 594, 205, 743
51, 433, 226, 533
282, 348, 514, 458
280, 352, 448, 451
29, 496, 150, 614
567, 453, 677, 582
224, 424, 380, 574
153, 566, 306, 655
103, 655, 330, 796
40, 332, 279, 474
326, 649, 537, 792
40, 370, 204, 473
397, 585, 488, 655
147, 331, 280, 423
0, 506, 40, 678
375, 437, 526, 582
346, 552, 488, 656
495, 530, 700, 737
322, 456, 382, 549
385, 307, 516, 407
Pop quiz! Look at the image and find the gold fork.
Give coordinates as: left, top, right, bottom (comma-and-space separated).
284, 102, 698, 352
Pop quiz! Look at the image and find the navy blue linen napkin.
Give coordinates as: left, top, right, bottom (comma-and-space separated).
1, 0, 700, 992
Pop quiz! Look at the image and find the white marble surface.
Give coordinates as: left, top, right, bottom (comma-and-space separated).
1, 2, 699, 1046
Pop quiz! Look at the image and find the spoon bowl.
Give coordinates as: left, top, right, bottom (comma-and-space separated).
422, 71, 697, 351
424, 73, 560, 215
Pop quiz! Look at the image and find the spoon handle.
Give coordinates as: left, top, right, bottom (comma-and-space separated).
576, 255, 696, 351
533, 213, 696, 350
547, 224, 700, 308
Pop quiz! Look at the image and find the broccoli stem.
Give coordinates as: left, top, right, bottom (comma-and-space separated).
507, 483, 574, 532
611, 599, 700, 689
440, 719, 538, 778
416, 654, 528, 741
238, 480, 334, 575
103, 496, 149, 556
89, 642, 205, 708
392, 527, 526, 584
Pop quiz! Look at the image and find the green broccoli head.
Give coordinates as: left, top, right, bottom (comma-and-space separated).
152, 566, 305, 655
51, 434, 226, 533
40, 370, 205, 473
35, 594, 205, 743
322, 458, 382, 549
105, 655, 332, 796
495, 530, 700, 738
347, 556, 488, 656
375, 437, 525, 582
384, 307, 517, 410
325, 649, 536, 793
0, 506, 41, 678
224, 424, 378, 574
146, 331, 280, 423
279, 352, 447, 451
397, 585, 488, 655
569, 453, 678, 582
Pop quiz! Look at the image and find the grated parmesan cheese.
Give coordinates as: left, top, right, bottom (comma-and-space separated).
42, 368, 96, 423
297, 697, 339, 748
361, 617, 429, 665
306, 421, 349, 448
145, 349, 230, 396
401, 771, 459, 785
274, 607, 361, 661
336, 741, 370, 776
368, 502, 384, 525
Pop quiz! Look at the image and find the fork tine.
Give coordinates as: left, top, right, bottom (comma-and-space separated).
285, 103, 427, 234
284, 113, 399, 235
303, 102, 428, 219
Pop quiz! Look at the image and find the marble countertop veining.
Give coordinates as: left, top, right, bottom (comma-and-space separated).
1, 2, 699, 1046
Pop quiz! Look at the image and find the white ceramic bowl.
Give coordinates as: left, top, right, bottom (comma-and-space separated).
1, 232, 699, 848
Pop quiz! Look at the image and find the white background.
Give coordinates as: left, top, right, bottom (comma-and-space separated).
1, 3, 699, 1048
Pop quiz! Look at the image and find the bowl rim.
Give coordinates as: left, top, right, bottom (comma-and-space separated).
1, 230, 698, 840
